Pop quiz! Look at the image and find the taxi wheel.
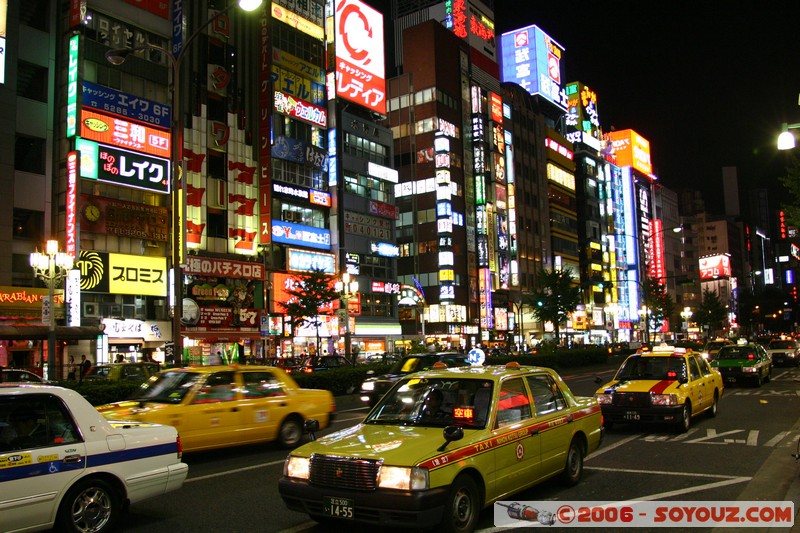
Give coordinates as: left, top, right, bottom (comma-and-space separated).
56, 477, 121, 533
764, 367, 771, 383
441, 474, 480, 533
278, 416, 304, 448
676, 403, 691, 434
560, 438, 584, 487
706, 391, 718, 418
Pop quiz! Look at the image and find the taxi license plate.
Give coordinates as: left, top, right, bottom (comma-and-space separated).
323, 496, 353, 519
624, 411, 640, 421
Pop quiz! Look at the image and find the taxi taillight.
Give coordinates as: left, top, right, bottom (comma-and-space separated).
330, 397, 336, 413
176, 435, 183, 459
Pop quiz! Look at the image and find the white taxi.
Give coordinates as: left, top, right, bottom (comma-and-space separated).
1, 384, 188, 533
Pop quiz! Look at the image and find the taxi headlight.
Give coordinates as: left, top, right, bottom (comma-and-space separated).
361, 381, 375, 391
595, 393, 612, 405
377, 466, 429, 491
650, 393, 678, 406
284, 456, 310, 479
742, 366, 757, 373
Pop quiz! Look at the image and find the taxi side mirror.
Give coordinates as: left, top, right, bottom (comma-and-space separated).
437, 426, 464, 452
304, 419, 320, 441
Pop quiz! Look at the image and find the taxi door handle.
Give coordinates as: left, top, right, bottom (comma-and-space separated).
63, 454, 82, 464
231, 407, 239, 412
566, 415, 574, 423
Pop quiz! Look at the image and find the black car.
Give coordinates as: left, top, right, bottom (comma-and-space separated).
298, 355, 352, 373
358, 352, 470, 406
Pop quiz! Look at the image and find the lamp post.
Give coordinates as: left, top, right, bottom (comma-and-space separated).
755, 230, 770, 292
680, 306, 693, 339
30, 240, 74, 380
105, 0, 263, 367
335, 273, 358, 365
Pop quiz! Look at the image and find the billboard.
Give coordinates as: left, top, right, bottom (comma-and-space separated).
699, 254, 732, 280
565, 81, 601, 143
76, 251, 167, 296
499, 24, 567, 110
77, 138, 170, 194
334, 0, 386, 115
82, 81, 171, 128
80, 108, 170, 158
605, 129, 653, 176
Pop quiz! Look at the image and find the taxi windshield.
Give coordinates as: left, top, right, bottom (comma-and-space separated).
134, 371, 203, 404
716, 347, 756, 360
365, 377, 493, 429
616, 356, 688, 381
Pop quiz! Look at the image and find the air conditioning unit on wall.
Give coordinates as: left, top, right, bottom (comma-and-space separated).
83, 302, 99, 318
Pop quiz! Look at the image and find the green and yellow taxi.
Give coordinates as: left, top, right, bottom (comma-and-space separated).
710, 341, 772, 387
596, 346, 723, 433
97, 365, 335, 452
279, 362, 603, 531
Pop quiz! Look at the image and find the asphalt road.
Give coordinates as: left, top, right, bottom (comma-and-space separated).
101, 361, 800, 533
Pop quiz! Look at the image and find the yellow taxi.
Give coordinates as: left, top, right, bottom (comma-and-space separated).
595, 346, 724, 433
279, 362, 603, 531
96, 365, 335, 452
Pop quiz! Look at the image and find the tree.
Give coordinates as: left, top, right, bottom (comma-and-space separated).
693, 288, 729, 338
278, 268, 340, 356
778, 153, 800, 228
642, 278, 675, 341
529, 268, 581, 344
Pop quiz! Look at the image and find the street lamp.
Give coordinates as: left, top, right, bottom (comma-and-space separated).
105, 0, 263, 367
335, 273, 358, 365
30, 240, 74, 379
777, 122, 800, 150
680, 306, 693, 339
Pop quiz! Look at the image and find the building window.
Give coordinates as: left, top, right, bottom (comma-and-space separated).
13, 209, 44, 241
17, 61, 49, 103
207, 211, 227, 238
15, 135, 46, 174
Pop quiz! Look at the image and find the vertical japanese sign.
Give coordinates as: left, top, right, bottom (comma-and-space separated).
66, 34, 80, 137
66, 151, 78, 259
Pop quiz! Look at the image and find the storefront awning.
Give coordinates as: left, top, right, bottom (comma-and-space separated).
0, 325, 105, 341
184, 331, 264, 341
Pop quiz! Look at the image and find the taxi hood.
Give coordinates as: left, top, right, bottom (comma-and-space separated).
296, 423, 466, 464
596, 378, 683, 395
96, 400, 174, 420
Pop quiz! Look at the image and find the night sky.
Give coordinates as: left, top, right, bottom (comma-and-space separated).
492, 1, 800, 214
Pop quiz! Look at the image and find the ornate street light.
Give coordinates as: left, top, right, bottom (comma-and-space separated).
335, 273, 359, 365
30, 240, 74, 379
680, 306, 693, 338
105, 0, 263, 366
777, 122, 800, 150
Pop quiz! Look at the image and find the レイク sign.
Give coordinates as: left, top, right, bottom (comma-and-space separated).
92, 141, 170, 194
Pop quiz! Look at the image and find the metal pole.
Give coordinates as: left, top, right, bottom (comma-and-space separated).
343, 292, 351, 364
171, 53, 184, 367
47, 255, 56, 380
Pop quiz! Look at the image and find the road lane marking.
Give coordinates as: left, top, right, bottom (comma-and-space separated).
586, 434, 640, 459
186, 459, 285, 483
586, 466, 745, 480
764, 431, 790, 447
